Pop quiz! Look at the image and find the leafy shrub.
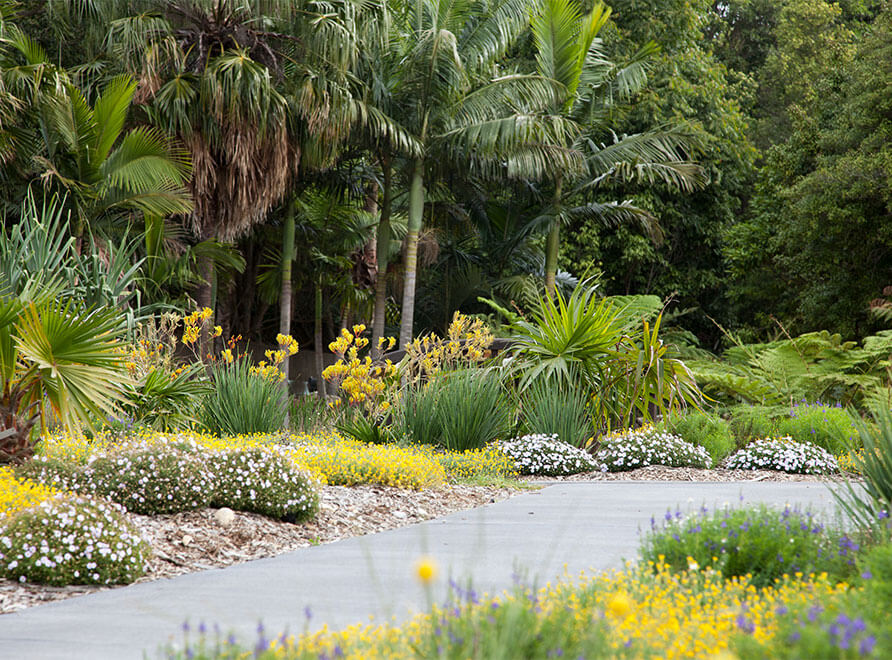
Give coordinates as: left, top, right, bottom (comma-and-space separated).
200, 358, 289, 435
641, 503, 861, 588
207, 449, 319, 522
519, 378, 592, 448
659, 410, 736, 463
88, 445, 215, 514
724, 437, 839, 474
395, 368, 512, 451
595, 426, 711, 472
495, 434, 601, 476
0, 495, 150, 586
729, 402, 860, 455
0, 467, 61, 516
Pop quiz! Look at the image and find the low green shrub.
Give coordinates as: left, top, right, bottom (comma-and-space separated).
519, 378, 592, 448
595, 426, 711, 472
200, 358, 289, 435
207, 449, 319, 523
659, 410, 736, 463
0, 495, 150, 586
729, 402, 860, 455
88, 445, 215, 514
641, 503, 861, 588
495, 434, 601, 476
724, 437, 839, 474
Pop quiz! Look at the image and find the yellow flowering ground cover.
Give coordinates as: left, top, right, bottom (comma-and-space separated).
35, 429, 454, 490
172, 562, 849, 659
0, 467, 61, 517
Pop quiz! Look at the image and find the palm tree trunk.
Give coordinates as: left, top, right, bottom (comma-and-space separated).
544, 175, 563, 296
372, 159, 393, 359
279, 202, 295, 383
314, 279, 327, 399
399, 159, 424, 349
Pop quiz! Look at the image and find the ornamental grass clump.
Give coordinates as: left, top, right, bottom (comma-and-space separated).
495, 434, 602, 476
595, 426, 711, 472
0, 495, 150, 586
659, 410, 736, 463
724, 437, 839, 474
88, 445, 214, 514
207, 448, 319, 523
641, 503, 861, 588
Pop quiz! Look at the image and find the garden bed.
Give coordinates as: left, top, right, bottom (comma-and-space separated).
0, 483, 516, 614
0, 465, 848, 616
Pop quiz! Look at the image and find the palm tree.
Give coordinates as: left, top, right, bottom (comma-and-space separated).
530, 0, 705, 294
32, 75, 193, 238
385, 0, 575, 348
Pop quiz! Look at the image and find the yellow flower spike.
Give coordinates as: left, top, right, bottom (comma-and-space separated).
211, 325, 223, 337
352, 324, 366, 336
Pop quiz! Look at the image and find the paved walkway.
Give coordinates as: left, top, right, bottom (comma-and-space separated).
0, 481, 844, 659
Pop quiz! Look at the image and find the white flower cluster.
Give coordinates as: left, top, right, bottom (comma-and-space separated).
87, 444, 215, 515
208, 448, 320, 522
495, 434, 603, 476
724, 437, 839, 474
596, 427, 712, 472
0, 495, 150, 586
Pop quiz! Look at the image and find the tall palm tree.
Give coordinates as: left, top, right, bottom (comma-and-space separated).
531, 0, 705, 294
385, 0, 575, 347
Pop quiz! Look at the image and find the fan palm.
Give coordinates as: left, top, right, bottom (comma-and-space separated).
0, 295, 128, 463
530, 0, 705, 293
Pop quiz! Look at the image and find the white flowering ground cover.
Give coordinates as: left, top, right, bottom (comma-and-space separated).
724, 437, 839, 475
0, 496, 150, 586
495, 434, 604, 476
596, 427, 712, 472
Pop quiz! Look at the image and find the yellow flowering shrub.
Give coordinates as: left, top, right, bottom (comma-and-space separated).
323, 325, 397, 418
402, 312, 494, 383
0, 467, 62, 517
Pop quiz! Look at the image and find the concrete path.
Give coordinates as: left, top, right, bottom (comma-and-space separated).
0, 481, 844, 659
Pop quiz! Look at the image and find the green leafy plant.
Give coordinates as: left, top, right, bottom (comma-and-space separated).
199, 358, 289, 435
641, 503, 861, 588
0, 495, 150, 586
836, 407, 892, 530
505, 284, 702, 432
519, 378, 592, 449
208, 448, 319, 523
659, 410, 736, 463
729, 402, 860, 455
